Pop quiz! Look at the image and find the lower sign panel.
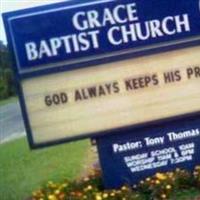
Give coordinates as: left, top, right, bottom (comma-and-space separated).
96, 117, 200, 188
22, 46, 200, 144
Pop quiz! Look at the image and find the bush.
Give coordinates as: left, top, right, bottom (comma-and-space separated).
0, 79, 9, 100
0, 46, 16, 100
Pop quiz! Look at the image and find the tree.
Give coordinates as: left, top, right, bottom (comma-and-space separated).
0, 41, 15, 100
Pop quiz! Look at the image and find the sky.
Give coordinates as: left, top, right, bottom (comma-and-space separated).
0, 0, 65, 44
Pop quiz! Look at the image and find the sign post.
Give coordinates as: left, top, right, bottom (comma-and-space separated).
96, 117, 200, 188
3, 0, 200, 188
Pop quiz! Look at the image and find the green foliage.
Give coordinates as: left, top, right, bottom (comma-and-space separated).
0, 42, 15, 100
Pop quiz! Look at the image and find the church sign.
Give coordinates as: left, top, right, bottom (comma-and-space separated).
3, 0, 200, 149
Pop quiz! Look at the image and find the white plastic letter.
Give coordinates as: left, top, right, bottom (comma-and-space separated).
175, 14, 190, 33
25, 42, 38, 61
50, 38, 62, 56
108, 26, 122, 45
73, 12, 88, 31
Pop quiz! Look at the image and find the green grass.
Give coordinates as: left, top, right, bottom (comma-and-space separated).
0, 96, 18, 107
0, 138, 90, 200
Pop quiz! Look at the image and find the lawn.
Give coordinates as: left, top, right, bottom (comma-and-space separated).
1, 138, 200, 200
0, 138, 90, 200
0, 96, 18, 107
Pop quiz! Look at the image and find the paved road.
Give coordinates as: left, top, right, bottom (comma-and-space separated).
0, 101, 25, 143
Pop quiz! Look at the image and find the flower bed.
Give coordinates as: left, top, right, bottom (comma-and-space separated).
31, 166, 200, 200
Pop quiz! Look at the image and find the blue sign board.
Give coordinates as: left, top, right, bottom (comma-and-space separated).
96, 116, 200, 188
3, 0, 200, 77
2, 0, 200, 149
